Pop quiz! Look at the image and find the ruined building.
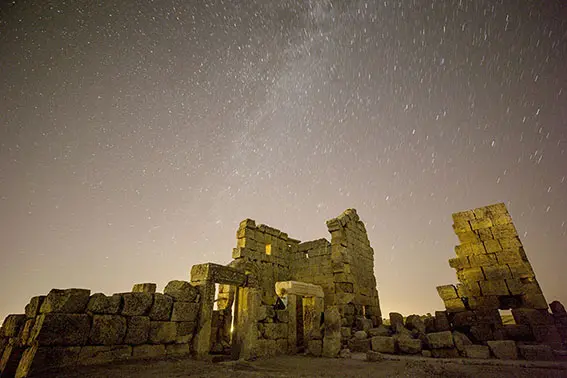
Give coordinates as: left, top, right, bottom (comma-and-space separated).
1, 205, 566, 377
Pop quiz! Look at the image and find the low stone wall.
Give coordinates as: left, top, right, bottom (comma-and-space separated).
0, 281, 201, 377
254, 304, 289, 358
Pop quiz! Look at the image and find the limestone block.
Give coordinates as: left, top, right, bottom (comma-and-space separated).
29, 314, 90, 346
170, 302, 199, 322
492, 224, 518, 239
449, 257, 470, 270
275, 281, 324, 298
474, 309, 502, 325
498, 237, 522, 250
355, 316, 372, 332
507, 263, 535, 279
368, 325, 391, 337
15, 344, 80, 378
1, 341, 24, 377
468, 253, 498, 268
532, 325, 563, 349
121, 293, 153, 316
353, 330, 367, 340
479, 280, 509, 296
452, 210, 475, 222
307, 339, 323, 356
263, 323, 287, 340
89, 315, 127, 345
482, 265, 512, 280
450, 311, 475, 328
132, 344, 166, 359
389, 312, 403, 329
341, 327, 352, 338
477, 228, 494, 241
0, 337, 9, 360
455, 243, 474, 258
512, 308, 553, 326
503, 324, 533, 341
190, 263, 247, 286
87, 293, 122, 314
275, 338, 288, 355
437, 285, 459, 300
275, 310, 289, 323
443, 298, 467, 313
40, 289, 91, 314
163, 280, 199, 302
348, 338, 370, 353
460, 267, 485, 282
522, 293, 549, 310
431, 348, 459, 358
20, 319, 35, 346
149, 321, 177, 344
1, 315, 26, 337
124, 316, 150, 345
24, 296, 46, 319
166, 343, 190, 356
434, 311, 451, 332
175, 321, 196, 344
339, 348, 352, 358
452, 331, 472, 353
366, 350, 384, 362
496, 250, 524, 264
487, 340, 518, 360
148, 293, 173, 321
77, 345, 132, 366
254, 339, 276, 358
470, 218, 492, 230
132, 283, 157, 293
421, 350, 432, 358
426, 331, 454, 349
484, 240, 502, 253
550, 301, 566, 316
463, 344, 490, 359
518, 344, 554, 361
468, 296, 500, 310
470, 325, 493, 342
457, 231, 480, 244
452, 220, 472, 233
370, 336, 395, 354
397, 335, 421, 354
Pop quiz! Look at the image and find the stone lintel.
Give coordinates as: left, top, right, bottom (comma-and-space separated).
275, 281, 324, 298
190, 263, 247, 286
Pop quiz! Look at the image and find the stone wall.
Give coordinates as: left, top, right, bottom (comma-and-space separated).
289, 239, 334, 298
0, 281, 201, 377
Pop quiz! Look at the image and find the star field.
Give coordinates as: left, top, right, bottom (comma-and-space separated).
1, 1, 566, 321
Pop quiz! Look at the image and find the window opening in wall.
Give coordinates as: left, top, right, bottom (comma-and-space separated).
265, 243, 272, 255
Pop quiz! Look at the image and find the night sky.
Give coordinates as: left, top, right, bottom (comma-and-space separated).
1, 1, 566, 323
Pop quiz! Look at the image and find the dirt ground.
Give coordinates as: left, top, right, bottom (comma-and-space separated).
41, 354, 567, 378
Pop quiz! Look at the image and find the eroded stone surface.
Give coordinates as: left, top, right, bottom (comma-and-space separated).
40, 289, 91, 314
163, 281, 199, 302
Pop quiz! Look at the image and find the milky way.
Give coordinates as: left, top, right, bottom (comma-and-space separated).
1, 1, 566, 321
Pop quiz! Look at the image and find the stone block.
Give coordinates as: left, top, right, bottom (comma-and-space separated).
163, 280, 199, 302
477, 228, 494, 241
503, 324, 533, 341
77, 345, 132, 365
353, 330, 367, 340
89, 315, 127, 345
371, 336, 395, 354
451, 311, 476, 328
460, 267, 485, 282
148, 321, 177, 344
468, 296, 500, 310
448, 257, 470, 270
148, 293, 173, 321
522, 293, 549, 310
421, 350, 432, 358
499, 237, 522, 250
275, 310, 289, 323
190, 263, 247, 286
322, 336, 341, 357
470, 325, 493, 342
482, 265, 511, 280
166, 343, 190, 356
348, 338, 370, 353
507, 263, 535, 279
532, 325, 563, 349
434, 311, 451, 332
341, 327, 352, 338
437, 285, 458, 300
132, 344, 166, 359
463, 344, 490, 359
1, 342, 24, 377
452, 331, 472, 353
479, 280, 509, 296
469, 253, 498, 268
40, 289, 91, 314
263, 323, 287, 340
453, 220, 472, 233
368, 325, 390, 337
389, 312, 403, 328
124, 316, 150, 345
175, 322, 196, 344
487, 340, 518, 360
20, 319, 35, 346
15, 344, 80, 378
170, 302, 199, 322
1, 315, 26, 337
405, 315, 426, 335
452, 210, 475, 222
457, 231, 480, 244
550, 301, 566, 316
470, 218, 492, 230
87, 293, 122, 315
275, 338, 288, 355
307, 339, 323, 357
431, 348, 460, 358
443, 298, 467, 313
132, 283, 156, 293
491, 224, 517, 239
366, 350, 384, 362
512, 308, 553, 326
355, 316, 372, 332
397, 335, 421, 354
426, 331, 454, 349
122, 293, 153, 316
25, 296, 46, 319
29, 314, 90, 346
518, 344, 554, 361
484, 239, 502, 253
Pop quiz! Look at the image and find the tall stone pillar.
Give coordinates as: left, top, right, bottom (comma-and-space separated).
235, 287, 261, 360
304, 296, 324, 356
193, 281, 215, 358
286, 294, 298, 354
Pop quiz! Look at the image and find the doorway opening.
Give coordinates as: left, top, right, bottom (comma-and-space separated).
211, 284, 236, 355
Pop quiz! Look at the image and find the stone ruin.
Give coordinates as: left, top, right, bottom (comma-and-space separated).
1, 205, 566, 376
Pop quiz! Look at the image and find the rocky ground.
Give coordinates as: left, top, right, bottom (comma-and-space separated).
41, 354, 567, 378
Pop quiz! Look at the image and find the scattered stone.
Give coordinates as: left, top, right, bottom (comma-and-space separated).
25, 296, 46, 318
405, 315, 426, 335
29, 314, 90, 346
368, 325, 391, 337
487, 340, 518, 360
132, 344, 166, 359
132, 283, 157, 293
426, 331, 454, 349
121, 293, 153, 316
89, 315, 127, 345
353, 330, 368, 340
148, 293, 173, 321
149, 321, 177, 344
339, 348, 352, 358
164, 281, 199, 302
40, 289, 91, 314
434, 311, 451, 332
1, 315, 26, 337
366, 350, 384, 362
124, 316, 150, 345
397, 335, 422, 354
371, 336, 395, 354
170, 302, 199, 322
87, 294, 122, 315
452, 331, 473, 353
77, 345, 132, 366
518, 344, 554, 361
463, 345, 490, 359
